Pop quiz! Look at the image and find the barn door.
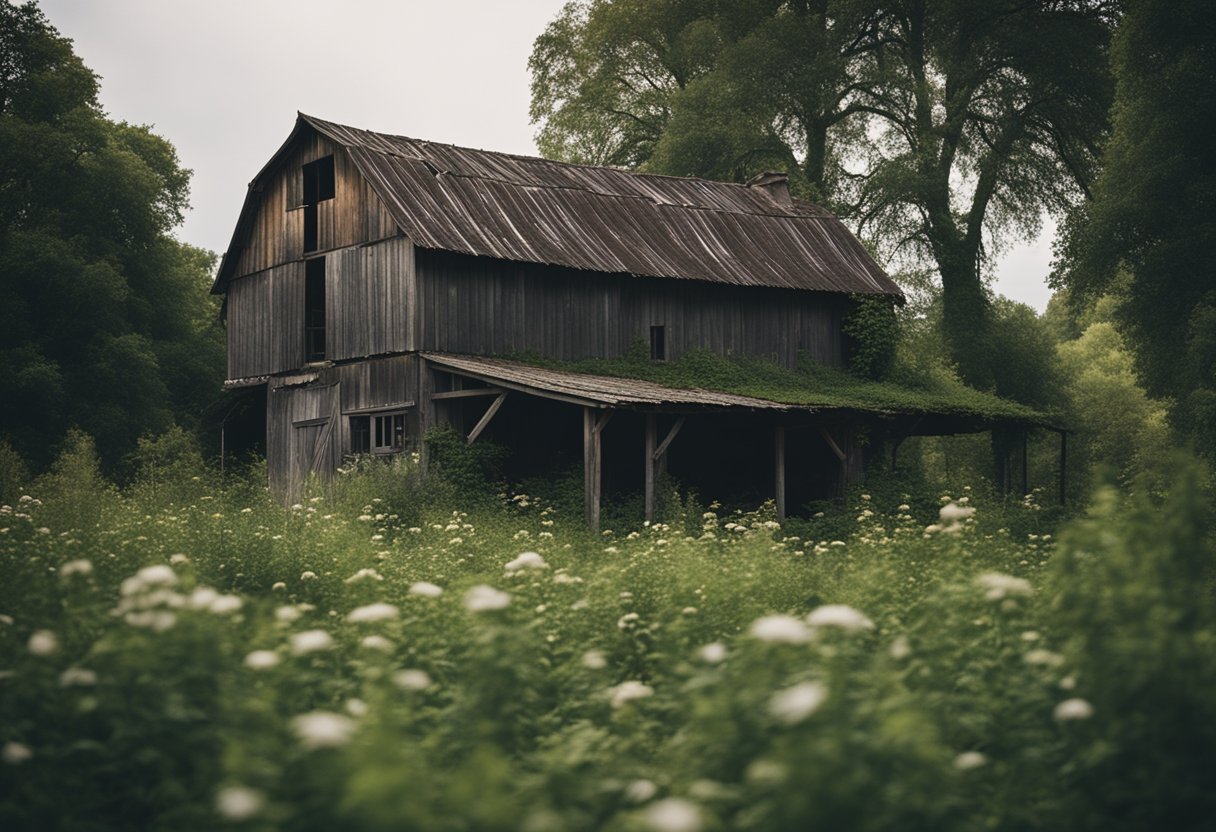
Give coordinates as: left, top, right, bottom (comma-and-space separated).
286, 383, 341, 499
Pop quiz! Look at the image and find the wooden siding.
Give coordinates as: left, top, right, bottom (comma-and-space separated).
230, 133, 399, 279
326, 237, 413, 362
266, 376, 342, 502
416, 249, 848, 368
338, 354, 417, 412
226, 262, 305, 379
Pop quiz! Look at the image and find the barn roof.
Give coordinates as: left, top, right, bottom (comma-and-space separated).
213, 114, 902, 298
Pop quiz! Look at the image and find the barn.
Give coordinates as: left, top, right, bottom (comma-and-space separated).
214, 114, 1052, 525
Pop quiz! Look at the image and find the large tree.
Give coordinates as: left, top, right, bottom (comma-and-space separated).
0, 1, 224, 470
531, 0, 1116, 389
1053, 0, 1216, 459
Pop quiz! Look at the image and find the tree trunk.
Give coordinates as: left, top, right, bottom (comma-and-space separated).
936, 242, 993, 389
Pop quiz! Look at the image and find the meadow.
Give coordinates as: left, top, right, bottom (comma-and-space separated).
1, 436, 1213, 831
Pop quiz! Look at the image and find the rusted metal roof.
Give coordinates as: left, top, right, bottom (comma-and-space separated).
423, 353, 802, 411
214, 114, 902, 298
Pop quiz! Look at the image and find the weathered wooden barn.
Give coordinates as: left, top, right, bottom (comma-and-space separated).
215, 114, 1047, 524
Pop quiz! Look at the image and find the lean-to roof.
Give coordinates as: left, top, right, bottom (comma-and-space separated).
213, 114, 902, 298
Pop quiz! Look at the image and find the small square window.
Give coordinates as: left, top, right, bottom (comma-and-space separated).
351, 412, 407, 455
650, 325, 666, 361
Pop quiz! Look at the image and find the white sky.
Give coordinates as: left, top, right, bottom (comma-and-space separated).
39, 0, 1055, 312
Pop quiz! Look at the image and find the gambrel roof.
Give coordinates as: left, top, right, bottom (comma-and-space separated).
213, 113, 902, 298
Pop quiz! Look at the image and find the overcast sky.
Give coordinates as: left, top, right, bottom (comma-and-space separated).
40, 0, 1056, 311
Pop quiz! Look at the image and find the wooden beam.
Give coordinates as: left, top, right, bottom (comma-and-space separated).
652, 416, 685, 461
644, 414, 657, 523
466, 392, 507, 445
432, 387, 505, 400
584, 408, 605, 531
418, 358, 433, 474
819, 427, 847, 462
775, 425, 786, 522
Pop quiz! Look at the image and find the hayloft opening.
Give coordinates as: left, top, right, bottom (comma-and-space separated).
304, 257, 326, 362
650, 325, 666, 361
302, 155, 335, 253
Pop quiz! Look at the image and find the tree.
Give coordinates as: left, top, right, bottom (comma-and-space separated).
1053, 0, 1216, 459
0, 1, 224, 470
530, 0, 1116, 390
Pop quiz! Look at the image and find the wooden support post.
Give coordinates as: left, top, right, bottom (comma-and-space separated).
819, 427, 848, 500
418, 358, 433, 474
775, 425, 786, 522
583, 408, 613, 531
1058, 430, 1068, 506
891, 435, 906, 472
1021, 432, 1029, 496
466, 392, 507, 444
644, 414, 657, 523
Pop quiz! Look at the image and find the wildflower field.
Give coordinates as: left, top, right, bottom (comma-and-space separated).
1, 444, 1214, 832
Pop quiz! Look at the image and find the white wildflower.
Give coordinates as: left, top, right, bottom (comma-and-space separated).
642, 797, 702, 832
59, 559, 93, 579
745, 759, 787, 786
975, 572, 1033, 601
3, 742, 33, 764
300, 571, 317, 581
27, 630, 58, 656
747, 615, 811, 644
624, 778, 658, 803
768, 681, 828, 724
806, 604, 874, 632
347, 603, 399, 623
290, 629, 334, 656
345, 698, 369, 717
244, 650, 280, 670
939, 502, 976, 523
609, 680, 654, 709
392, 669, 433, 691
618, 612, 640, 630
505, 551, 548, 571
216, 786, 264, 821
1024, 649, 1065, 668
137, 564, 177, 586
954, 751, 988, 770
360, 635, 395, 652
169, 553, 190, 565
272, 581, 287, 591
581, 649, 607, 670
59, 667, 97, 687
464, 585, 511, 612
408, 581, 443, 598
210, 594, 243, 615
291, 711, 355, 749
1053, 698, 1094, 722
344, 568, 383, 584
889, 635, 911, 660
1059, 675, 1077, 690
275, 605, 303, 623
189, 587, 220, 609
697, 642, 728, 664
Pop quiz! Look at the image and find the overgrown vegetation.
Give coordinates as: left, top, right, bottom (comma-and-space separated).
1, 439, 1213, 830
511, 342, 1049, 424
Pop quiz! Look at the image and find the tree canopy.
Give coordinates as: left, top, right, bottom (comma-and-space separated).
0, 0, 223, 470
1053, 0, 1216, 459
530, 0, 1116, 389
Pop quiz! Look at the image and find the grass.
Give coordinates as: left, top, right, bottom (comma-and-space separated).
508, 345, 1052, 424
0, 440, 1213, 831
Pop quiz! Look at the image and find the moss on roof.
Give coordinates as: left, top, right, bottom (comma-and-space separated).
511, 346, 1053, 426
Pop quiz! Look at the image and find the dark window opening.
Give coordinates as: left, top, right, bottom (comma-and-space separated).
650, 325, 666, 361
302, 155, 334, 252
351, 412, 406, 455
305, 257, 326, 362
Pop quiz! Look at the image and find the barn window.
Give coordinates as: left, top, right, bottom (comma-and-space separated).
302, 155, 335, 252
350, 412, 406, 455
305, 257, 326, 362
650, 325, 666, 361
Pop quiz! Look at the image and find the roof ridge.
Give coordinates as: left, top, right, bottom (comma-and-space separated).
301, 112, 827, 209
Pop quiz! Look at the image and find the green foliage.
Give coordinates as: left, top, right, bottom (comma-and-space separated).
0, 438, 28, 505
1, 446, 1213, 829
0, 1, 224, 471
424, 425, 510, 498
1053, 0, 1216, 459
842, 296, 899, 380
529, 1, 1116, 388
513, 343, 1048, 424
